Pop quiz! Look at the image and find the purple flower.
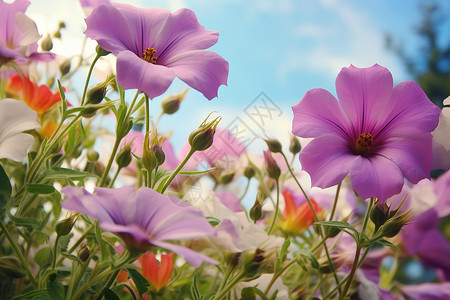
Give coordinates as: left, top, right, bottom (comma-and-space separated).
61, 186, 217, 267
401, 208, 450, 281
292, 64, 440, 201
0, 0, 54, 66
84, 3, 228, 99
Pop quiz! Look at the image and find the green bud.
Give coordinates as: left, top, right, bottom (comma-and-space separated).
263, 150, 280, 179
86, 83, 107, 104
59, 58, 71, 76
58, 21, 66, 29
96, 45, 110, 57
161, 89, 188, 115
377, 209, 413, 238
239, 248, 267, 279
370, 200, 390, 232
249, 194, 264, 223
77, 245, 90, 262
219, 171, 234, 185
142, 131, 166, 173
116, 143, 132, 169
41, 35, 53, 51
264, 138, 282, 153
80, 106, 98, 118
53, 30, 61, 39
188, 114, 221, 151
55, 216, 76, 236
241, 287, 256, 300
289, 135, 301, 154
244, 165, 255, 179
87, 149, 99, 162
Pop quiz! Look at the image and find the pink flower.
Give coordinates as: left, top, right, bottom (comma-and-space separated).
84, 3, 228, 99
292, 64, 440, 201
0, 0, 54, 66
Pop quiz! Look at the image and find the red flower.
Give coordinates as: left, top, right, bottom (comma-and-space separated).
140, 252, 174, 292
6, 75, 61, 114
281, 189, 321, 235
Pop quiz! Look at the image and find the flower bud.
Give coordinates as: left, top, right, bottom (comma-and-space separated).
142, 131, 166, 173
239, 248, 270, 280
161, 89, 188, 115
249, 194, 264, 223
263, 150, 280, 179
55, 215, 76, 236
116, 143, 132, 169
370, 200, 390, 232
244, 165, 255, 179
264, 138, 282, 153
219, 171, 234, 185
59, 58, 71, 76
58, 21, 66, 29
41, 35, 53, 51
87, 149, 99, 162
377, 209, 413, 238
81, 102, 114, 118
86, 83, 106, 105
289, 135, 301, 154
96, 45, 110, 57
77, 245, 90, 262
188, 114, 221, 151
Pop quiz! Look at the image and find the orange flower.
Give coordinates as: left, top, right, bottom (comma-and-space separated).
281, 189, 321, 235
6, 75, 61, 114
140, 252, 173, 292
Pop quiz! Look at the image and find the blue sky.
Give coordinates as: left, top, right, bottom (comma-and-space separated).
27, 0, 450, 151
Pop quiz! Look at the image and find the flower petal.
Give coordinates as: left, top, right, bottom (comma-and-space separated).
292, 88, 350, 138
378, 134, 432, 184
152, 240, 217, 267
165, 50, 228, 100
84, 4, 143, 54
349, 155, 404, 201
299, 134, 357, 188
0, 0, 30, 48
335, 64, 394, 135
376, 80, 441, 139
116, 50, 175, 98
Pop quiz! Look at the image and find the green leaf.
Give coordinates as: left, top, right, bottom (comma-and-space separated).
35, 247, 52, 269
60, 253, 82, 264
190, 274, 200, 300
296, 250, 319, 269
315, 221, 359, 235
7, 210, 40, 227
47, 278, 65, 300
26, 184, 56, 194
11, 289, 48, 300
206, 216, 221, 226
126, 268, 150, 296
65, 125, 77, 154
104, 288, 120, 300
374, 238, 399, 249
42, 167, 97, 181
0, 163, 12, 197
275, 239, 290, 273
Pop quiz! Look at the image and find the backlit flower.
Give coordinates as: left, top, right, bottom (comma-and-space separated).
0, 0, 54, 66
0, 98, 39, 161
6, 74, 61, 114
140, 252, 173, 292
84, 4, 228, 99
280, 189, 321, 235
292, 64, 440, 201
61, 185, 217, 267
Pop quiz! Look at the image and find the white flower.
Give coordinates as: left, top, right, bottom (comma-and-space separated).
0, 99, 39, 161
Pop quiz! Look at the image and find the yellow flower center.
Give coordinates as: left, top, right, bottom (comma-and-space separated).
354, 133, 374, 156
141, 47, 158, 64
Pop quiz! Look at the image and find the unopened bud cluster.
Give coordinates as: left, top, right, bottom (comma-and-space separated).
189, 114, 221, 151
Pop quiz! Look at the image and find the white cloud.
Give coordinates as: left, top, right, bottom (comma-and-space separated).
276, 1, 404, 83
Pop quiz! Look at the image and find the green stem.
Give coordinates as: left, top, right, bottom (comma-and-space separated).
280, 150, 341, 295
267, 179, 280, 235
212, 273, 245, 300
145, 94, 150, 133
99, 138, 121, 187
51, 235, 60, 270
0, 218, 37, 288
329, 183, 341, 221
108, 167, 121, 188
264, 259, 295, 295
338, 198, 374, 300
160, 148, 196, 193
80, 52, 102, 106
